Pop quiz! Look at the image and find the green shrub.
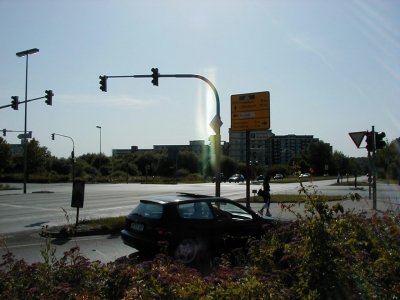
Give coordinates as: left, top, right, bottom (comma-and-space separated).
1, 181, 399, 299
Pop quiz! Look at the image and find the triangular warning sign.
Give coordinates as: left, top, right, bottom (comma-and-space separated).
349, 131, 366, 148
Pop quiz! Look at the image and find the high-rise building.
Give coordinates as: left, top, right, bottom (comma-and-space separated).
229, 130, 321, 166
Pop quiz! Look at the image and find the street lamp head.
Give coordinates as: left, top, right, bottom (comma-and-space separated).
96, 126, 101, 129
16, 48, 39, 57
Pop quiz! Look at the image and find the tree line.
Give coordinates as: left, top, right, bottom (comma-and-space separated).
0, 137, 398, 183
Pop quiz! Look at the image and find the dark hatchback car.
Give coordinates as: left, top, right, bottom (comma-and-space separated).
212, 173, 227, 183
121, 193, 277, 264
228, 174, 245, 183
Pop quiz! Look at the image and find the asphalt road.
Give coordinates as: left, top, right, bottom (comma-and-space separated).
1, 178, 398, 235
1, 178, 399, 264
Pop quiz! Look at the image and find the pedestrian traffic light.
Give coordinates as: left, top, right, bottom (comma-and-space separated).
45, 90, 53, 106
51, 133, 55, 140
375, 132, 386, 150
99, 75, 107, 92
151, 68, 159, 86
11, 96, 19, 110
365, 131, 373, 152
2, 129, 6, 137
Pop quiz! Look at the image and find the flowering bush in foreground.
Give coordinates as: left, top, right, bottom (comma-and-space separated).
1, 183, 399, 299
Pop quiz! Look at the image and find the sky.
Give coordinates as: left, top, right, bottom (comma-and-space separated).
1, 0, 399, 159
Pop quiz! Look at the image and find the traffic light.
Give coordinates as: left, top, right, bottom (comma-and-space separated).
2, 129, 6, 137
365, 131, 373, 152
45, 90, 53, 106
375, 132, 386, 150
151, 68, 159, 86
51, 133, 55, 140
99, 75, 107, 92
11, 96, 19, 110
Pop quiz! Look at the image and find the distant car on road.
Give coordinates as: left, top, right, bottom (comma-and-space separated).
273, 174, 284, 180
299, 173, 311, 178
120, 193, 277, 265
257, 175, 265, 181
323, 173, 329, 177
229, 174, 245, 183
212, 173, 227, 183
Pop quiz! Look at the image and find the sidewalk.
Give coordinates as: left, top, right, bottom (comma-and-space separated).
249, 196, 399, 220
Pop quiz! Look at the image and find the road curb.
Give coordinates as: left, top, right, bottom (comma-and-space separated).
41, 227, 121, 239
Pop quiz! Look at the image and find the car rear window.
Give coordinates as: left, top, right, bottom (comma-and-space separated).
129, 201, 163, 219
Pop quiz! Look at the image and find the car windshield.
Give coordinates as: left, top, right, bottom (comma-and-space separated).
129, 201, 163, 219
211, 201, 253, 220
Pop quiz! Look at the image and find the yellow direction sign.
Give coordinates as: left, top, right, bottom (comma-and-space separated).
231, 91, 270, 131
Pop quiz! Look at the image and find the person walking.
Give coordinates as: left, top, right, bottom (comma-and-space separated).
258, 175, 271, 216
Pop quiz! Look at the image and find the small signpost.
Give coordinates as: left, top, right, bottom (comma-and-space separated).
71, 180, 85, 226
17, 132, 32, 139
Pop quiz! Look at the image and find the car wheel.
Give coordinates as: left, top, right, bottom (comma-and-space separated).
174, 238, 197, 264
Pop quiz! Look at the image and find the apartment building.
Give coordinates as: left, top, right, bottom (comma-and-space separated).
229, 129, 320, 166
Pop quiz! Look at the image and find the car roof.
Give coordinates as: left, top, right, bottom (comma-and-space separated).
139, 193, 230, 205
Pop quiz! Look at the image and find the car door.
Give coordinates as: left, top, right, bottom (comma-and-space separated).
174, 202, 219, 252
210, 201, 262, 251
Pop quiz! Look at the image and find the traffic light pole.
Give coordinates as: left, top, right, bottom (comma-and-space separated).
372, 126, 377, 210
52, 133, 77, 223
103, 73, 222, 197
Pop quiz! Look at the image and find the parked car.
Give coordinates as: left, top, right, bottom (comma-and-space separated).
323, 173, 329, 177
273, 174, 284, 180
229, 174, 245, 183
212, 173, 227, 183
121, 193, 277, 264
299, 173, 311, 178
257, 174, 265, 181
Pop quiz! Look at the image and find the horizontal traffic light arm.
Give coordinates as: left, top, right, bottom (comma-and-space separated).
101, 73, 220, 115
0, 103, 13, 109
0, 92, 55, 110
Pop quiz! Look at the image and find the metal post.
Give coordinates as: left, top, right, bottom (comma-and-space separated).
96, 126, 102, 175
246, 131, 251, 208
16, 48, 39, 194
23, 55, 28, 194
372, 126, 377, 210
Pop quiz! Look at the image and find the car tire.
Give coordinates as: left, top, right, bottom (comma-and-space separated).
174, 238, 197, 264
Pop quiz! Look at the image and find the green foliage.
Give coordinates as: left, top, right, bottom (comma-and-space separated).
265, 164, 291, 177
1, 195, 400, 299
245, 180, 400, 299
0, 137, 12, 174
186, 173, 205, 182
176, 168, 190, 177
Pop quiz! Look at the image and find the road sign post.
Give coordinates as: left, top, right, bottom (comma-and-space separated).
231, 91, 270, 208
72, 180, 85, 226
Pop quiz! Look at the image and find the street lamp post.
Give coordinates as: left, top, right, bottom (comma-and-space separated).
16, 48, 39, 194
51, 133, 75, 182
96, 126, 102, 175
